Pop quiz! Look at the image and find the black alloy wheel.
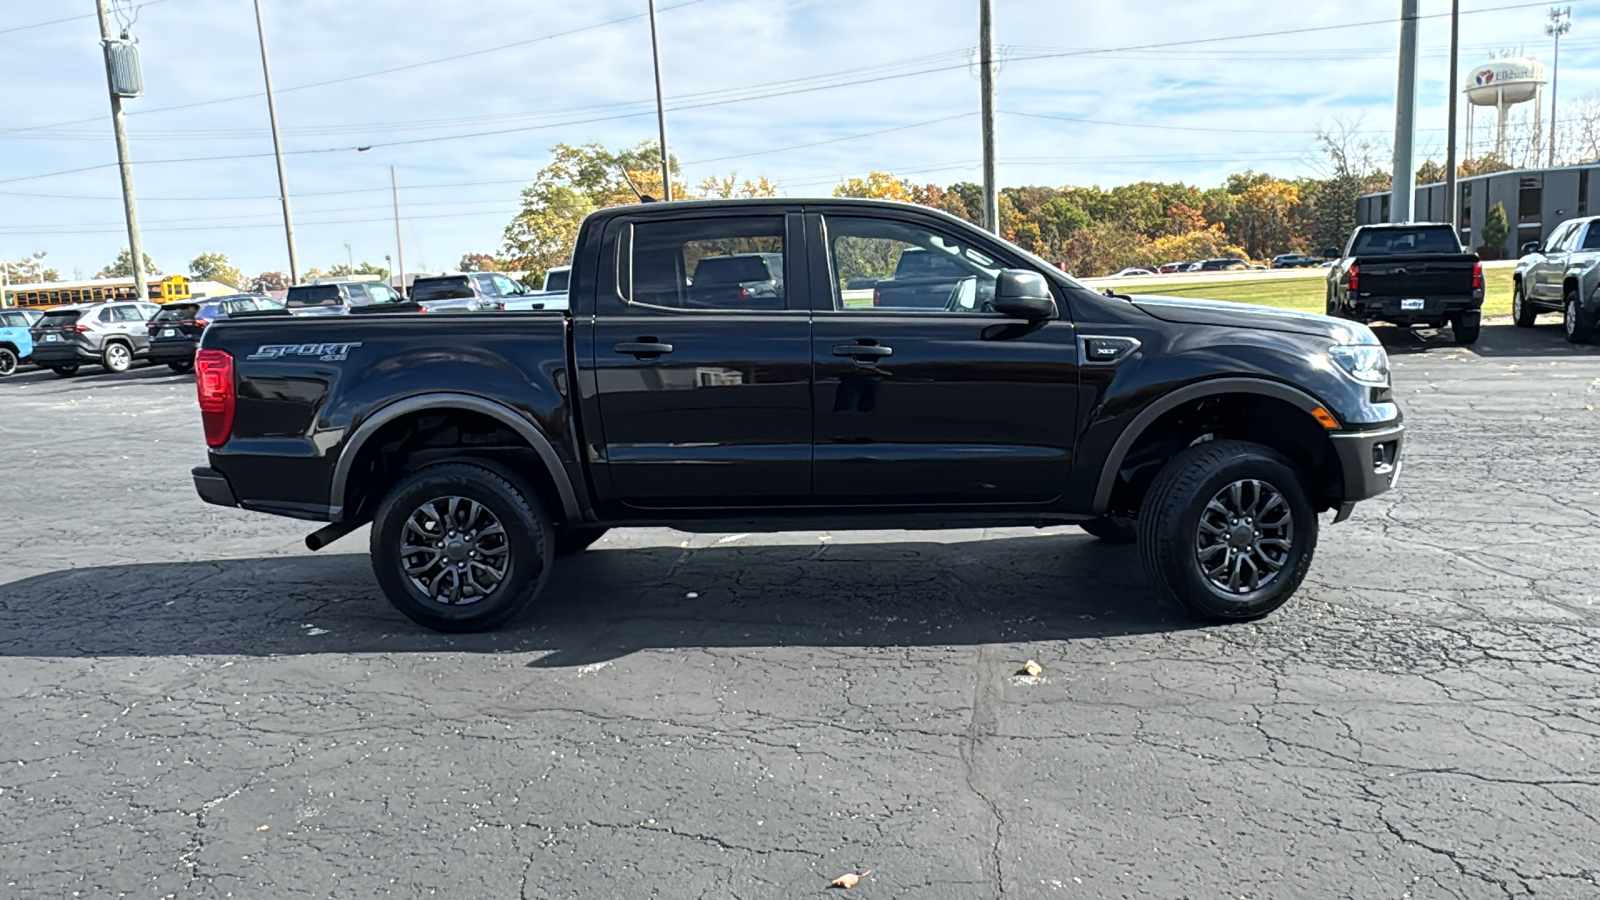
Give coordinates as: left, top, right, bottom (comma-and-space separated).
0, 347, 16, 377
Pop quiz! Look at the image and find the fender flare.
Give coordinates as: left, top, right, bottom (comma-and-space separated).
1091, 377, 1329, 513
328, 392, 581, 523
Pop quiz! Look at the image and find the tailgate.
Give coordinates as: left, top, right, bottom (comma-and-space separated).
1357, 255, 1477, 297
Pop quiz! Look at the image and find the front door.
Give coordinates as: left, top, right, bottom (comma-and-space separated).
1533, 222, 1575, 301
808, 212, 1080, 505
590, 212, 812, 509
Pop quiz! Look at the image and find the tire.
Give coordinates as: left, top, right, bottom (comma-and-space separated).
101, 342, 132, 373
554, 525, 609, 556
167, 360, 194, 373
0, 347, 17, 378
1136, 439, 1318, 622
1565, 291, 1597, 344
51, 365, 79, 378
1451, 316, 1481, 345
369, 462, 555, 633
1512, 281, 1538, 327
1080, 515, 1137, 544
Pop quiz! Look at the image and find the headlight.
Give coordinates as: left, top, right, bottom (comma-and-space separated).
1328, 343, 1390, 386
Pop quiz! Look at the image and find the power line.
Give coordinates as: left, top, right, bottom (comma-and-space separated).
0, 0, 174, 37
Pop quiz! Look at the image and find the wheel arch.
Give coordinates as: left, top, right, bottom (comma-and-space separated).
329, 392, 580, 524
1092, 377, 1341, 515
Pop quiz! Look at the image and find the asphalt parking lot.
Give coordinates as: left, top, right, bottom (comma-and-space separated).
4, 320, 1600, 899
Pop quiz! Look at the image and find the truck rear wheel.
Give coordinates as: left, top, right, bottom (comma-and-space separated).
370, 462, 554, 633
1565, 292, 1596, 344
1137, 439, 1317, 622
1451, 314, 1480, 345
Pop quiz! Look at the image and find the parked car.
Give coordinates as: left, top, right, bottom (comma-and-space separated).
147, 294, 284, 372
285, 280, 406, 316
1156, 262, 1190, 274
190, 197, 1404, 633
1272, 254, 1321, 269
508, 265, 572, 311
1512, 215, 1600, 342
1112, 267, 1156, 277
408, 273, 561, 313
28, 301, 161, 376
1326, 223, 1483, 344
865, 246, 975, 310
0, 308, 43, 377
1197, 258, 1252, 271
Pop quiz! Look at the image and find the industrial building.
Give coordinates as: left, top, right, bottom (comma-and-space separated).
1358, 163, 1600, 259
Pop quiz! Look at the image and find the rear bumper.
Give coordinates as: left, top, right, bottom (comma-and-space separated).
147, 340, 198, 362
1329, 422, 1404, 503
192, 465, 239, 508
29, 342, 99, 365
1347, 293, 1482, 323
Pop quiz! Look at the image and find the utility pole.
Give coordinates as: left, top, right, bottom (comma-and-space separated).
1391, 0, 1420, 223
95, 0, 148, 301
344, 242, 353, 273
1547, 6, 1572, 168
391, 166, 405, 295
1445, 0, 1461, 228
979, 0, 998, 234
253, 0, 299, 283
647, 0, 672, 201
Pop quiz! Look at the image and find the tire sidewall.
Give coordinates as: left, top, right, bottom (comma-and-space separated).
0, 347, 16, 377
1157, 450, 1317, 620
103, 342, 131, 372
370, 463, 554, 632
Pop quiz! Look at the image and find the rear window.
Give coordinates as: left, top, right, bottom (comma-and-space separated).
692, 255, 774, 285
410, 277, 475, 302
286, 285, 343, 308
40, 309, 84, 326
154, 303, 202, 322
544, 268, 570, 292
1352, 227, 1462, 256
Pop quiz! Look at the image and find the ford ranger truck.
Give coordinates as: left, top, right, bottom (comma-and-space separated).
189, 198, 1404, 632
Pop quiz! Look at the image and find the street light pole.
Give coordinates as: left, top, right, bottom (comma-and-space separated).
94, 0, 148, 300
1445, 0, 1461, 228
647, 0, 672, 201
391, 166, 406, 294
1391, 0, 1420, 223
1547, 6, 1572, 168
979, 0, 998, 234
253, 0, 299, 283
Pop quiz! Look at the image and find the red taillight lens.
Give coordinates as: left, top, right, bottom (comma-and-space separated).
194, 318, 211, 328
70, 324, 90, 333
1347, 264, 1360, 292
195, 349, 235, 448
1471, 262, 1484, 291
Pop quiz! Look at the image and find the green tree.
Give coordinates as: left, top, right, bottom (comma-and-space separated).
2, 253, 59, 284
698, 173, 779, 198
458, 253, 503, 272
328, 261, 390, 279
1481, 202, 1511, 258
188, 252, 244, 289
96, 248, 161, 279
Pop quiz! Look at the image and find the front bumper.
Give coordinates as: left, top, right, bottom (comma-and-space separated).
1329, 422, 1404, 505
192, 465, 239, 508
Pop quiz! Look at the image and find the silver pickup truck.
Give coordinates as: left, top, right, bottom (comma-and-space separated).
1513, 215, 1600, 342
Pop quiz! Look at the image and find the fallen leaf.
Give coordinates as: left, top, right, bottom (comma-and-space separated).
830, 869, 871, 889
1018, 660, 1043, 677
256, 825, 269, 832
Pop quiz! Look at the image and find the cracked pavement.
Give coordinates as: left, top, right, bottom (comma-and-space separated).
2, 322, 1599, 898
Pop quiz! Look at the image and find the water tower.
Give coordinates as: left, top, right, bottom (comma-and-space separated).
1464, 55, 1547, 162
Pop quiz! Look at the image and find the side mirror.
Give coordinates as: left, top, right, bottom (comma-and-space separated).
1321, 247, 1340, 259
992, 269, 1057, 320
1521, 241, 1543, 255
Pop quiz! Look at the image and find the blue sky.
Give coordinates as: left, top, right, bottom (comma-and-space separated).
2, 0, 1599, 279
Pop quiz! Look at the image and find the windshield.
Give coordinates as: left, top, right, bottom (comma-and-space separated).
1352, 227, 1462, 255
410, 278, 475, 301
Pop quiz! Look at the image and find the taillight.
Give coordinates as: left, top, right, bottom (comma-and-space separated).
195, 349, 235, 448
872, 287, 881, 306
1471, 262, 1484, 291
418, 305, 432, 314
70, 324, 89, 333
1347, 264, 1360, 292
194, 318, 211, 328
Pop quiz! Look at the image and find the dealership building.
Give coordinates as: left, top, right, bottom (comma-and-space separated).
1358, 163, 1600, 257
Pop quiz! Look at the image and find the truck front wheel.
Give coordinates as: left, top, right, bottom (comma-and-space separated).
1137, 439, 1317, 622
370, 462, 554, 633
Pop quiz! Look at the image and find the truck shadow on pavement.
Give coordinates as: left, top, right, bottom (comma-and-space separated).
1375, 321, 1600, 358
4, 361, 190, 386
0, 535, 1197, 665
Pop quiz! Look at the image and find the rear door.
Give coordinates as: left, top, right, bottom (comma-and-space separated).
588, 210, 813, 509
807, 211, 1080, 505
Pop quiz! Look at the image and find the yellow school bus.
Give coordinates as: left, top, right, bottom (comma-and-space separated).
4, 274, 191, 309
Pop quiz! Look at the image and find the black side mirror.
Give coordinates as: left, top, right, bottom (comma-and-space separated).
992, 269, 1057, 320
1522, 241, 1543, 255
1321, 247, 1340, 259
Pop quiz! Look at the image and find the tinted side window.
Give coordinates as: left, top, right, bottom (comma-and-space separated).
344, 284, 372, 305
544, 269, 570, 292
824, 216, 998, 313
1582, 224, 1600, 251
624, 216, 786, 311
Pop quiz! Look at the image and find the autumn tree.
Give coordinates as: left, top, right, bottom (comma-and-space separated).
832, 171, 914, 202
188, 252, 244, 289
252, 271, 289, 292
698, 173, 779, 198
97, 248, 161, 279
1232, 179, 1301, 258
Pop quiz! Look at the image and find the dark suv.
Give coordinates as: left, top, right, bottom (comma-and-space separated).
29, 301, 161, 376
285, 281, 406, 316
409, 273, 549, 312
147, 294, 284, 372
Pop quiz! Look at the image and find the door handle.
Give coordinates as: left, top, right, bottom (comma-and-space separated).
614, 341, 674, 358
832, 343, 892, 360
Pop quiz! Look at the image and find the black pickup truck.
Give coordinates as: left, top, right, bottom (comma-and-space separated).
1325, 223, 1483, 344
190, 198, 1404, 632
